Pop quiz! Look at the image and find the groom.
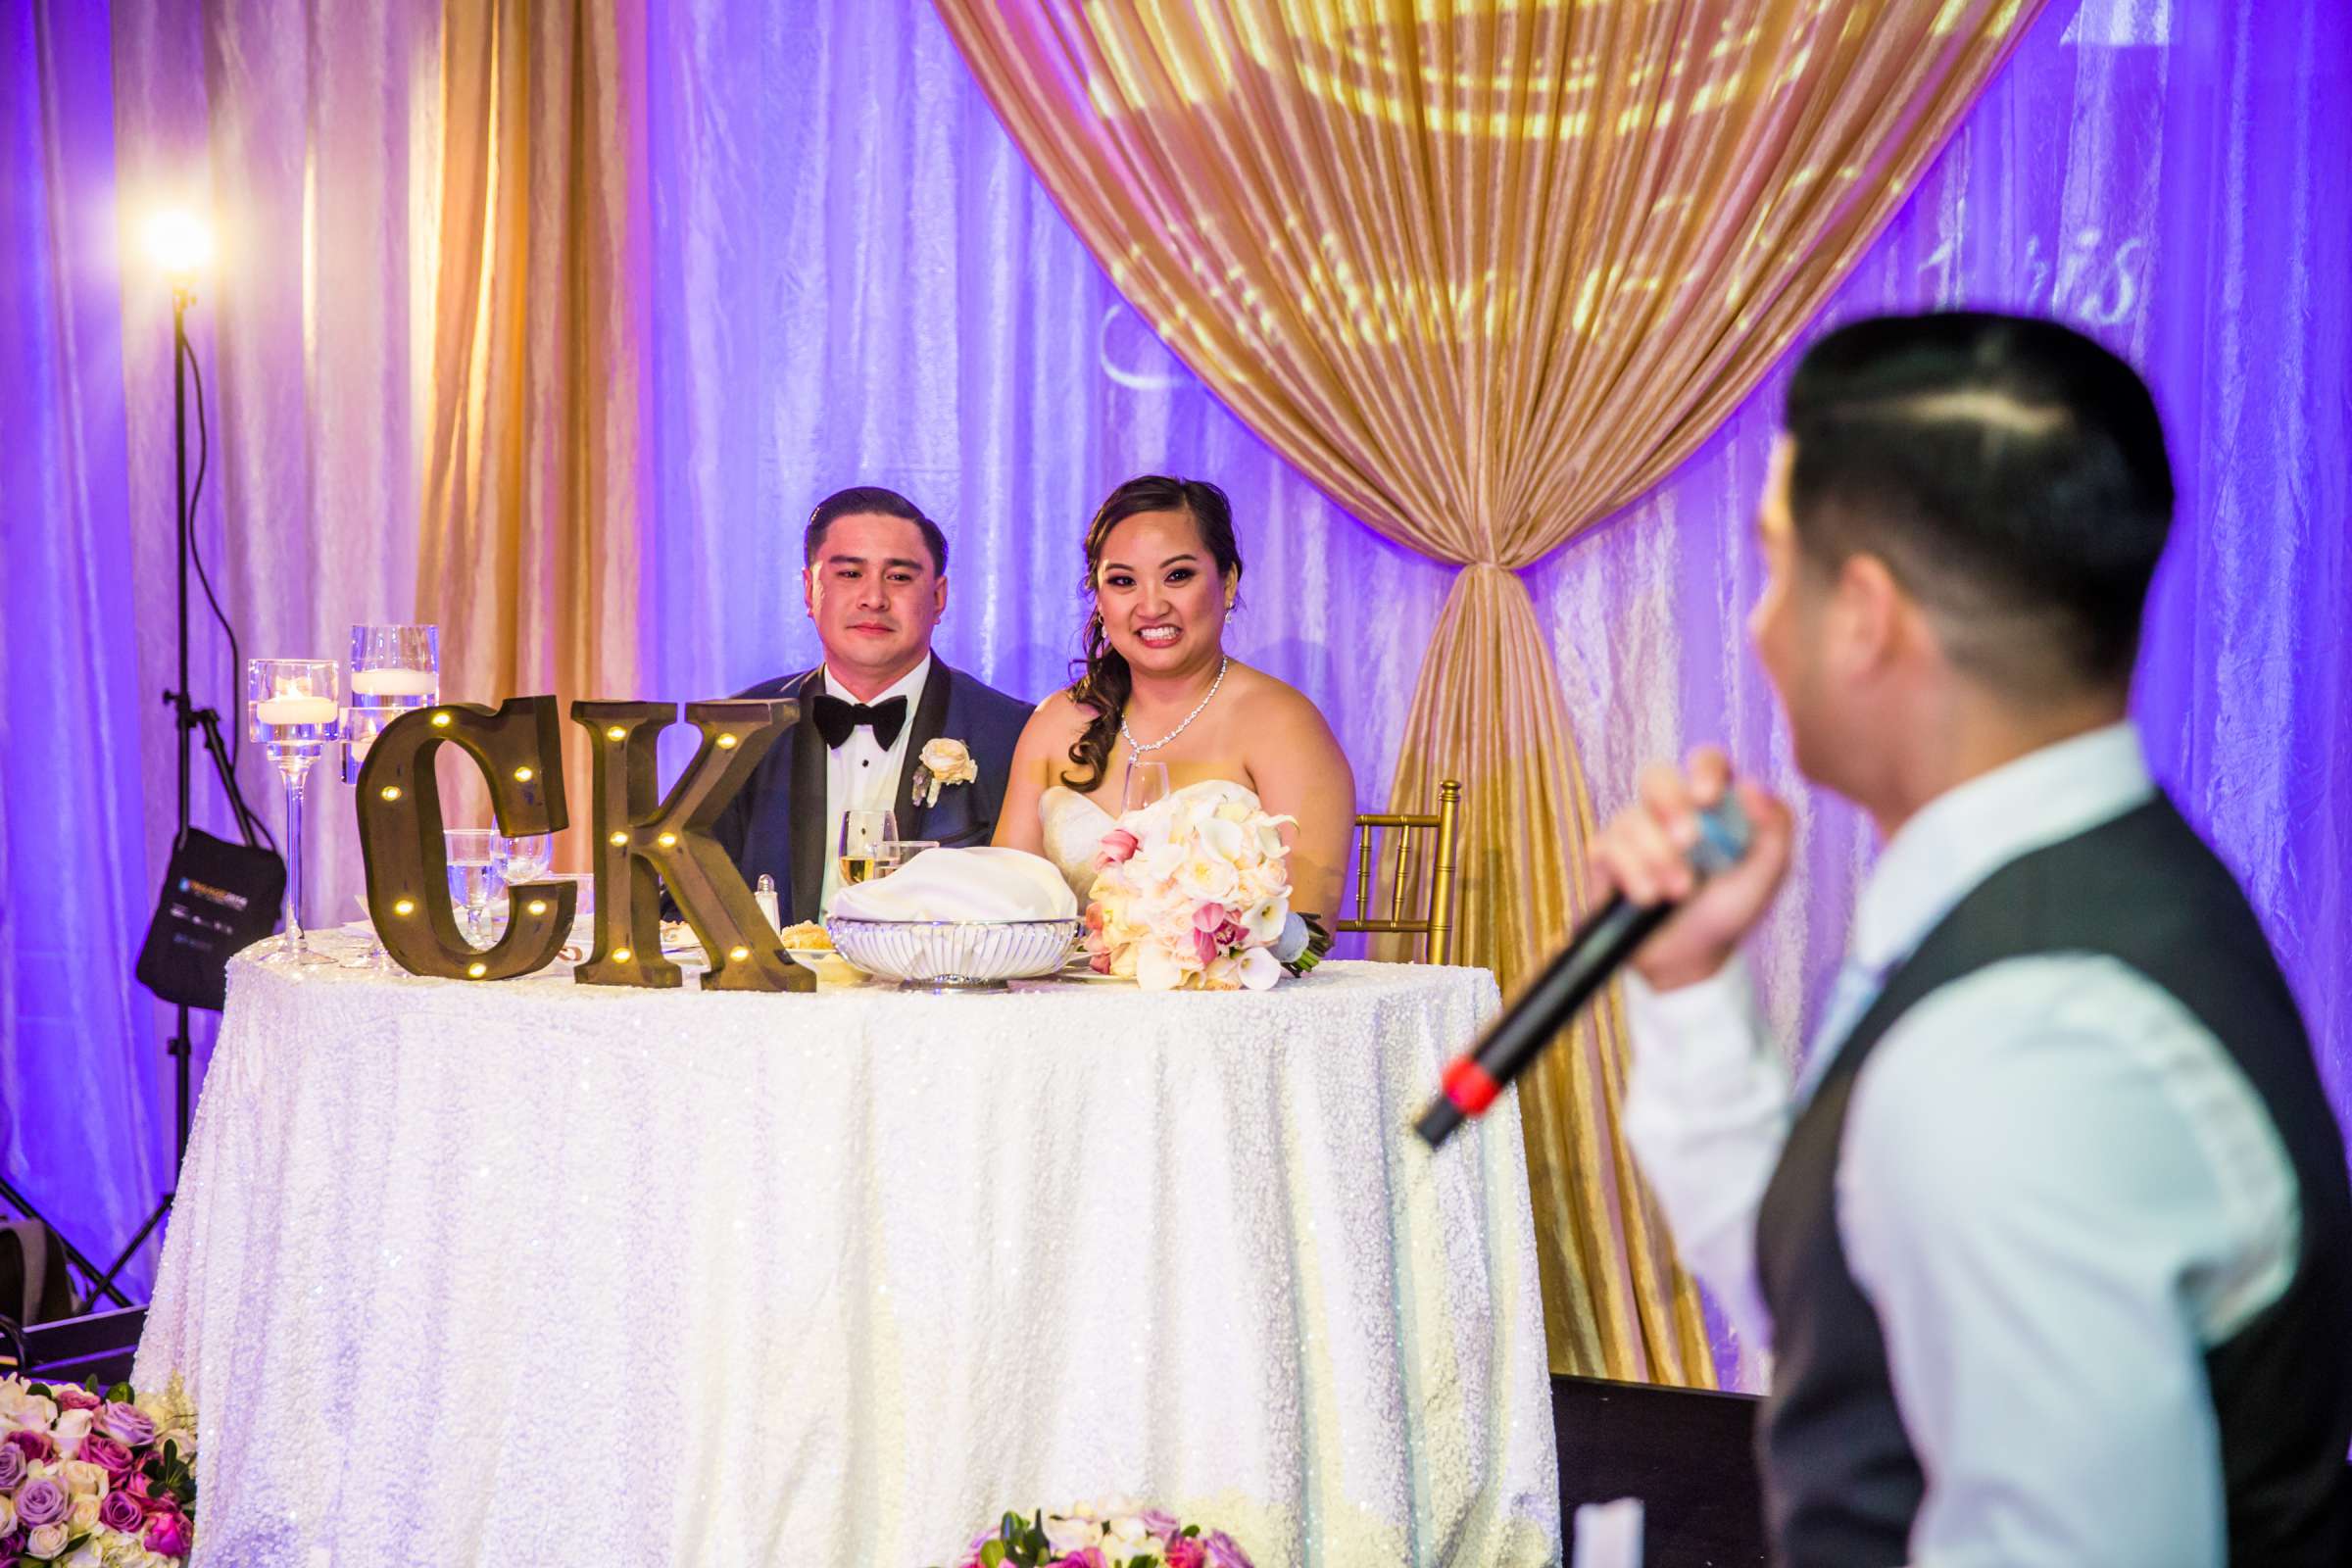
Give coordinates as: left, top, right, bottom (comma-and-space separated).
710, 486, 1030, 923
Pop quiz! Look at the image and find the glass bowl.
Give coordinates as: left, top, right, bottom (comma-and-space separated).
823, 916, 1082, 991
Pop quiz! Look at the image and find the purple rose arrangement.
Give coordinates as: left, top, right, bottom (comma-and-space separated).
0, 1374, 197, 1566
929, 1499, 1257, 1568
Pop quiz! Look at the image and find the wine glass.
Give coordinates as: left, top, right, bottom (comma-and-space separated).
489, 834, 552, 938
248, 658, 342, 965
444, 828, 502, 944
1122, 759, 1171, 817
837, 808, 897, 891
343, 623, 438, 783
345, 893, 395, 972
536, 871, 596, 960
872, 839, 938, 879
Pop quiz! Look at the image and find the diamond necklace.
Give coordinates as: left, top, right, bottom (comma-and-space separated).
1120, 656, 1230, 757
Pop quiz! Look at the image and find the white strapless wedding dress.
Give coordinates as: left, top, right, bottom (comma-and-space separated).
1038, 779, 1259, 907
1038, 786, 1120, 908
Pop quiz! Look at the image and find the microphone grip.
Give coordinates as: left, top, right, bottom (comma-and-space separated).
1415, 896, 1674, 1150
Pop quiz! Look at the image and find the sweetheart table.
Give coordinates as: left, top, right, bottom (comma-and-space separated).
134, 944, 1560, 1567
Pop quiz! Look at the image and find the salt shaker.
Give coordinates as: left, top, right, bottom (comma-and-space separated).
754, 873, 781, 934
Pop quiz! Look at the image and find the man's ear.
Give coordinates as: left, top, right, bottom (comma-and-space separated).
802, 564, 820, 619
1833, 552, 1907, 679
932, 570, 950, 621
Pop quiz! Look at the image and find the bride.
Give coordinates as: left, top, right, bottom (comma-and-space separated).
994, 475, 1356, 917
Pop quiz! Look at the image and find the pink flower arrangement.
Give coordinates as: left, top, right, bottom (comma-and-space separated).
1084, 782, 1316, 991
931, 1499, 1257, 1568
0, 1373, 196, 1566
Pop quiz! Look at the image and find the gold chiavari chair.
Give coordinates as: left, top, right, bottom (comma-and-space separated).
1336, 779, 1462, 964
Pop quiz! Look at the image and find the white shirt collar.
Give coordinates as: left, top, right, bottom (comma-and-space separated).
820, 653, 933, 717
1851, 721, 2154, 971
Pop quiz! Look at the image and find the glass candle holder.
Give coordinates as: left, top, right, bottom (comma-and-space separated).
247, 658, 342, 965
343, 622, 439, 783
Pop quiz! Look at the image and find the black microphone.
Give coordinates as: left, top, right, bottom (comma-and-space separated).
1415, 794, 1752, 1149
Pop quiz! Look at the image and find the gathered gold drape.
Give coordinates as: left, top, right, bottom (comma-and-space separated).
935, 0, 2044, 1381
418, 0, 650, 862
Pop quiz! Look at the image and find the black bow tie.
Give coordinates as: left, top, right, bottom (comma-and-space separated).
811, 692, 908, 751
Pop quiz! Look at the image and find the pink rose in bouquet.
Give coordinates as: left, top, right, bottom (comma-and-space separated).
3, 1428, 57, 1465
147, 1507, 195, 1557
100, 1488, 148, 1535
1093, 826, 1140, 870
78, 1431, 136, 1479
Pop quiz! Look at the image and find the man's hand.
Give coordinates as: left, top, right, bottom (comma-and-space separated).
1587, 747, 1793, 991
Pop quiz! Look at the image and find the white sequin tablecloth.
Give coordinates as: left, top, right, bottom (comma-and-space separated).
135, 950, 1560, 1568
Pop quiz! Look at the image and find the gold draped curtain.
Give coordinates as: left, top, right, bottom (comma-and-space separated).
418, 0, 651, 858
934, 0, 2043, 1382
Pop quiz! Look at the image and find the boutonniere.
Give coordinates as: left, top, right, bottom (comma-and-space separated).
914, 738, 978, 807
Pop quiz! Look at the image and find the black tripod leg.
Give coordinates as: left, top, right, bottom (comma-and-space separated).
88, 1194, 173, 1307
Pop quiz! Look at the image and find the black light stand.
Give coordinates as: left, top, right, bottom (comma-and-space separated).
0, 252, 267, 1330
95, 281, 268, 1300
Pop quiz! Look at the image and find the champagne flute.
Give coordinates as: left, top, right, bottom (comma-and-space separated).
248, 658, 342, 965
1122, 759, 1172, 817
837, 809, 897, 889
444, 828, 502, 944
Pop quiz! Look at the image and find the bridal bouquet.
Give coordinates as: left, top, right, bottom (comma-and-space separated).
0, 1374, 197, 1566
1083, 782, 1318, 991
932, 1500, 1257, 1568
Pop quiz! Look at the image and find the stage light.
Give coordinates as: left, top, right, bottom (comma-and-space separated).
145, 209, 213, 281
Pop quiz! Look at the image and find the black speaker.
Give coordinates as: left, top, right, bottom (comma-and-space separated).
134, 827, 286, 1010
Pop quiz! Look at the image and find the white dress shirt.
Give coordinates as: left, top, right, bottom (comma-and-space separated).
816, 656, 930, 916
1622, 723, 2301, 1568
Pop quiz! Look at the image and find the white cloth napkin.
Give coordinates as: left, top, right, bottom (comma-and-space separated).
828, 847, 1078, 922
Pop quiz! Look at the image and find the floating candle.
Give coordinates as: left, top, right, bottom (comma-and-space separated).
350, 667, 437, 698
255, 695, 339, 727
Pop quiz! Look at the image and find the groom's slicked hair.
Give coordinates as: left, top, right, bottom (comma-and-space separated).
1785, 311, 2173, 695
805, 485, 949, 575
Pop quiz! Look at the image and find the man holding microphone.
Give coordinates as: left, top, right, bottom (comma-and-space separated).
1594, 313, 2352, 1565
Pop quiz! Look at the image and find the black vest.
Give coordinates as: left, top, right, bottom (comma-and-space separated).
1752, 797, 2352, 1566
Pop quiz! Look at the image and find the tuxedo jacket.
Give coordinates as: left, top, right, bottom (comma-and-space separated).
710, 662, 1031, 924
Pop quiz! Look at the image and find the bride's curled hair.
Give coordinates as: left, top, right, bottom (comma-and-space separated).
1065, 475, 1244, 792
